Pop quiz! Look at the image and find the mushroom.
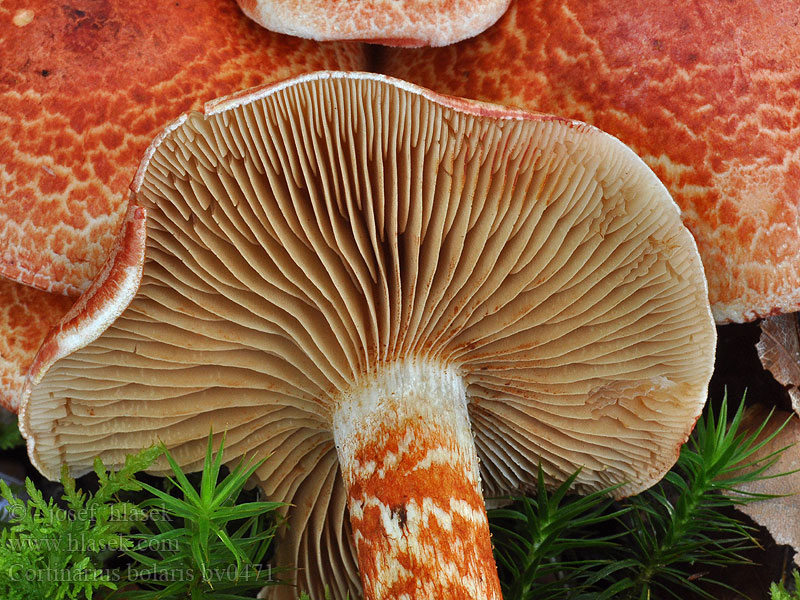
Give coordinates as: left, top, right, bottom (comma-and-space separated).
0, 0, 366, 297
21, 72, 716, 599
377, 0, 800, 323
0, 278, 73, 411
236, 0, 511, 47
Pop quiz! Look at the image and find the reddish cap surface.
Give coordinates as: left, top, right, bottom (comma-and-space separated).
378, 0, 800, 323
0, 278, 73, 412
0, 0, 367, 297
237, 0, 511, 47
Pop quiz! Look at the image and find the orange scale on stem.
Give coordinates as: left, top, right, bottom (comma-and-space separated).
334, 361, 502, 600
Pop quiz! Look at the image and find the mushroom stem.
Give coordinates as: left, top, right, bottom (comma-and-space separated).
333, 361, 501, 600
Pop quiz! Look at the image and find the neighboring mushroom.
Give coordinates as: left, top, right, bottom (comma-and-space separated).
0, 278, 73, 411
0, 0, 366, 296
21, 72, 716, 599
377, 0, 800, 323
236, 0, 511, 47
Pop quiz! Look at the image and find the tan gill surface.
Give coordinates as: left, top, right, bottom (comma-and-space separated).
22, 73, 715, 599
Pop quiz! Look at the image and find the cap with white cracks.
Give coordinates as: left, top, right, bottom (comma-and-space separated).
236, 0, 512, 47
20, 72, 716, 599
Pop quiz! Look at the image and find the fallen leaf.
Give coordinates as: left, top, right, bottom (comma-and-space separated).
735, 405, 800, 566
757, 314, 800, 414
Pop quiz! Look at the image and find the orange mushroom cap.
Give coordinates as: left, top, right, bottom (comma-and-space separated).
236, 0, 511, 47
378, 0, 800, 323
0, 0, 366, 297
0, 277, 73, 412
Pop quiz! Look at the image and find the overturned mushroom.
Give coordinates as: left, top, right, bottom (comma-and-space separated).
21, 72, 716, 599
236, 0, 511, 47
0, 0, 366, 296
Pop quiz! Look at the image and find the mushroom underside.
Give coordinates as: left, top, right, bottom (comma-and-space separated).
23, 73, 715, 599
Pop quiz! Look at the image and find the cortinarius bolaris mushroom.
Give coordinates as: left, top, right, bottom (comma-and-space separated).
21, 73, 716, 599
236, 0, 512, 47
378, 0, 800, 323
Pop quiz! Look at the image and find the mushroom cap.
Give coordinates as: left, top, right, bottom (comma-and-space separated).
377, 0, 800, 323
236, 0, 511, 47
0, 0, 366, 297
21, 72, 716, 599
0, 278, 73, 412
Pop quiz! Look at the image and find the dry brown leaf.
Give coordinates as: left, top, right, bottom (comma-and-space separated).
736, 405, 800, 566
757, 314, 800, 414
